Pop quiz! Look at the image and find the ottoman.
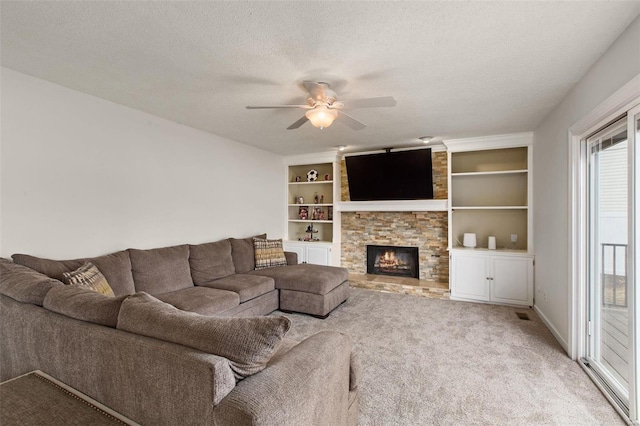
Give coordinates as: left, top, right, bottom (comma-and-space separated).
249, 264, 349, 318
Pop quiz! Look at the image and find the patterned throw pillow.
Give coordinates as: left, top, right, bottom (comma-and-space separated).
253, 238, 287, 270
62, 262, 115, 297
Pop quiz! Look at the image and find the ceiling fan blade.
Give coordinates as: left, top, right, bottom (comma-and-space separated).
342, 96, 397, 108
337, 111, 366, 131
246, 105, 310, 109
303, 81, 327, 101
287, 116, 309, 130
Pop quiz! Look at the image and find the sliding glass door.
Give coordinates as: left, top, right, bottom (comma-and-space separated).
585, 107, 639, 420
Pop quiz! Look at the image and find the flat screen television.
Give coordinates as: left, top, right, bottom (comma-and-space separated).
345, 148, 433, 201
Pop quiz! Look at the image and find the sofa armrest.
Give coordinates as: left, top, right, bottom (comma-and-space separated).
214, 330, 352, 425
284, 251, 298, 265
0, 295, 235, 425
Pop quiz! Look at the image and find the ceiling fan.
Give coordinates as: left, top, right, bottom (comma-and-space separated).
246, 81, 397, 130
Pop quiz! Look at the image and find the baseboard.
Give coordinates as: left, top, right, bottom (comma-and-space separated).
534, 305, 569, 354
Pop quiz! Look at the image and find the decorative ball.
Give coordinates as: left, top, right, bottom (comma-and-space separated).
307, 169, 318, 182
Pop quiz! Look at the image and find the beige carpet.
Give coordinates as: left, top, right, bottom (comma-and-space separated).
273, 287, 623, 425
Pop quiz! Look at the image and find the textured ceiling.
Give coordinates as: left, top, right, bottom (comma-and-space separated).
2, 2, 639, 155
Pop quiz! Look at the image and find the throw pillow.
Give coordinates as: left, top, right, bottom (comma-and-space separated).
116, 292, 291, 380
62, 262, 115, 297
253, 238, 287, 270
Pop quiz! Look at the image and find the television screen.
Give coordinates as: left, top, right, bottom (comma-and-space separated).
345, 149, 433, 201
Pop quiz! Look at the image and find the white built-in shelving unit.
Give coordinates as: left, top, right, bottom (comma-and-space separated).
443, 133, 534, 307
283, 153, 340, 266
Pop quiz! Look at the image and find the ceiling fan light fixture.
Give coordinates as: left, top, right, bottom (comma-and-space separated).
305, 105, 338, 129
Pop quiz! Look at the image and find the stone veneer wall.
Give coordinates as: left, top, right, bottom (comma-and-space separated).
431, 151, 447, 200
339, 150, 449, 284
341, 211, 449, 283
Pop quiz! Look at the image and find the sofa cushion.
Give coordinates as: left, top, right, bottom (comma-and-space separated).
0, 258, 63, 306
198, 274, 275, 303
189, 239, 236, 284
117, 292, 291, 379
129, 245, 192, 295
253, 238, 287, 270
12, 251, 135, 296
62, 262, 115, 296
249, 263, 349, 295
154, 286, 240, 316
229, 234, 266, 274
43, 285, 127, 327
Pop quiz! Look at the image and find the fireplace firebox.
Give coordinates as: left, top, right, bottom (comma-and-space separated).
366, 245, 419, 278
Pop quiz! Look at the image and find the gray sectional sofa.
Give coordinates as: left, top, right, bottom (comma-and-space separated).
0, 235, 359, 425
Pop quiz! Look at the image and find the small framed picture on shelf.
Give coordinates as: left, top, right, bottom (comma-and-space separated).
298, 206, 308, 220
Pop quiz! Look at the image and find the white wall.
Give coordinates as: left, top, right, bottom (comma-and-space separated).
533, 16, 640, 350
0, 68, 285, 258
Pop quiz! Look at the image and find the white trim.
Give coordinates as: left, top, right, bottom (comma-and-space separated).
628, 104, 640, 421
568, 73, 640, 361
535, 305, 569, 353
579, 361, 633, 424
336, 199, 447, 212
443, 132, 533, 152
341, 145, 445, 158
284, 152, 339, 165
571, 74, 640, 136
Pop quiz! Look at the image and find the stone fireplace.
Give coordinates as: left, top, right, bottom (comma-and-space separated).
339, 151, 449, 285
367, 245, 419, 278
341, 211, 449, 283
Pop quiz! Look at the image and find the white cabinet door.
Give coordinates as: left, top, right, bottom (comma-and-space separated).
283, 242, 305, 265
491, 257, 533, 306
306, 245, 331, 265
282, 242, 332, 266
451, 253, 489, 301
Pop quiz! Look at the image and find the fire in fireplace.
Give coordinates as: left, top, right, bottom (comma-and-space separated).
366, 245, 419, 278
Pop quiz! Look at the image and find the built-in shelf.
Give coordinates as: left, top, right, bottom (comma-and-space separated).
289, 180, 333, 185
452, 206, 528, 210
451, 169, 528, 177
449, 247, 530, 255
444, 133, 534, 307
285, 157, 340, 265
444, 138, 532, 252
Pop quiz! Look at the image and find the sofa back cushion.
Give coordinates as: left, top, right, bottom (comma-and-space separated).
0, 258, 63, 306
229, 234, 266, 274
189, 239, 236, 285
12, 250, 135, 296
43, 285, 127, 328
129, 245, 193, 295
117, 292, 291, 380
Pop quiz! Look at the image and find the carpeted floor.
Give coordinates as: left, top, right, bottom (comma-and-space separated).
273, 287, 623, 425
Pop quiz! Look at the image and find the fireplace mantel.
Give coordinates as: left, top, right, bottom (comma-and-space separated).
336, 199, 447, 212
